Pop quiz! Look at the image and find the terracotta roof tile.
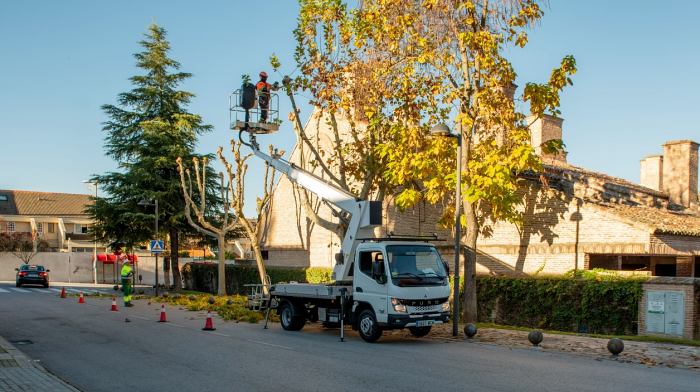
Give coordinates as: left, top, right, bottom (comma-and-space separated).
591, 202, 700, 237
0, 190, 91, 217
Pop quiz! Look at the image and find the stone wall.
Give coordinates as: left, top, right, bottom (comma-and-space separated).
0, 251, 190, 285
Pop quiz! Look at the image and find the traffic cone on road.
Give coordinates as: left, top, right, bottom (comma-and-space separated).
111, 297, 119, 312
59, 287, 66, 298
158, 304, 167, 323
202, 310, 216, 331
78, 291, 85, 304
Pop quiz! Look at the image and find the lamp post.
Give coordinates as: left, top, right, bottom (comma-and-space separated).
430, 123, 462, 337
82, 179, 98, 284
138, 198, 159, 296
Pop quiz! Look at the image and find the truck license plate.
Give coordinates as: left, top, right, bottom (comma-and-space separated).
416, 320, 434, 327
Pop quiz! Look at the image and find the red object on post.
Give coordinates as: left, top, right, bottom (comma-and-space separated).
111, 296, 118, 311
78, 291, 85, 304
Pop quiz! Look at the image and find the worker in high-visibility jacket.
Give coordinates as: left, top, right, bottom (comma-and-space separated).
120, 257, 134, 307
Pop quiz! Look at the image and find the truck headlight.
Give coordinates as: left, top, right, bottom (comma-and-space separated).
441, 301, 450, 312
391, 297, 407, 313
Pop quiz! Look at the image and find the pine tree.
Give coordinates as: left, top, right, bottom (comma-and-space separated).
90, 24, 214, 290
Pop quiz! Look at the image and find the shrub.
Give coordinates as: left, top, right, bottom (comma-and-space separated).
181, 263, 333, 295
474, 272, 646, 335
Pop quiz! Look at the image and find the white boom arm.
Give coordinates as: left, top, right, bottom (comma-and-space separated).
245, 135, 380, 282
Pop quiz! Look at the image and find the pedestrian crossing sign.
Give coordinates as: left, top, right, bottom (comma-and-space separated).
150, 240, 165, 254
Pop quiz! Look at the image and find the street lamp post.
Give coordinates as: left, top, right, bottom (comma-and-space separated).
83, 180, 98, 284
139, 199, 159, 296
430, 123, 462, 337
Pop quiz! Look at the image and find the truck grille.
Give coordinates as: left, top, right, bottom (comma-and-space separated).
397, 297, 448, 306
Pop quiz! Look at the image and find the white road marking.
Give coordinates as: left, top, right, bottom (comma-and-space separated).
49, 288, 62, 292
29, 288, 51, 293
10, 288, 30, 293
0, 288, 9, 293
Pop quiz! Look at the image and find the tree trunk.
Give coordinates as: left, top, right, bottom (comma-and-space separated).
217, 234, 226, 296
462, 199, 479, 323
170, 228, 182, 290
163, 257, 171, 289
250, 241, 269, 295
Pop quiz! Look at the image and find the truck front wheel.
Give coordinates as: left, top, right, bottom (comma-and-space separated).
408, 326, 431, 337
357, 309, 382, 342
280, 301, 305, 331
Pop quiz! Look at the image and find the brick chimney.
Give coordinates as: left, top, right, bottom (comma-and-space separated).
640, 155, 663, 191
662, 140, 698, 207
528, 114, 567, 164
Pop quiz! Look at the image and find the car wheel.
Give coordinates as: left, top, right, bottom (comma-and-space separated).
358, 309, 382, 343
408, 326, 432, 337
279, 301, 305, 331
43, 283, 49, 288
16, 282, 21, 288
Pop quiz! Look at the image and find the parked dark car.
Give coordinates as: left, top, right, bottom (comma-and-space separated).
15, 264, 50, 288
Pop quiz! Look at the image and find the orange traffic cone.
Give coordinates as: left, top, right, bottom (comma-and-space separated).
111, 297, 119, 312
158, 304, 167, 323
202, 310, 216, 331
59, 287, 66, 298
78, 291, 85, 304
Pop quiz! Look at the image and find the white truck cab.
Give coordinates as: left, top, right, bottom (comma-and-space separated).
270, 239, 451, 342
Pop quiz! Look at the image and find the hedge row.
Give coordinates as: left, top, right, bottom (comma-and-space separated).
181, 262, 332, 295
183, 263, 644, 335
475, 272, 645, 335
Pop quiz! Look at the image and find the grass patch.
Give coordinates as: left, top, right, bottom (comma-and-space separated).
153, 293, 272, 323
476, 322, 700, 347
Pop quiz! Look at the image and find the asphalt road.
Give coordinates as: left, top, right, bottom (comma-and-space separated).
0, 283, 698, 392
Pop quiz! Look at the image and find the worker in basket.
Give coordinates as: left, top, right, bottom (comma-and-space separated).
256, 71, 278, 123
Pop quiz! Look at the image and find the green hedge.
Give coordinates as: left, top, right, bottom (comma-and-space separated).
475, 272, 646, 335
181, 262, 332, 295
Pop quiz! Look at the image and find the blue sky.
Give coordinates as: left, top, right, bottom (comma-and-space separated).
1, 1, 699, 216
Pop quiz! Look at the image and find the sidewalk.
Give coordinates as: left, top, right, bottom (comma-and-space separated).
390, 323, 700, 371
0, 335, 81, 391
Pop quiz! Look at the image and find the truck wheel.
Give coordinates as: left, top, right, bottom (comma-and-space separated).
408, 326, 431, 337
280, 301, 305, 331
358, 309, 382, 342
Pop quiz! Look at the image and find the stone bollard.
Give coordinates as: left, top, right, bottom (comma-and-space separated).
464, 323, 478, 338
607, 338, 624, 356
528, 330, 543, 347
208, 296, 216, 305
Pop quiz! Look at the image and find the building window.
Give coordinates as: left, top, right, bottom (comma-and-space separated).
0, 195, 7, 201
47, 223, 56, 233
36, 223, 43, 235
74, 224, 88, 234
6, 222, 15, 232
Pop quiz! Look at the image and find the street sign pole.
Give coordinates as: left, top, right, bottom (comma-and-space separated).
155, 199, 159, 297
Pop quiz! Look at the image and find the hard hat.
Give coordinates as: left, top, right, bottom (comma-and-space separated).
259, 71, 268, 78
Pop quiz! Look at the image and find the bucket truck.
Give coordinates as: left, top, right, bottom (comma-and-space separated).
231, 79, 451, 343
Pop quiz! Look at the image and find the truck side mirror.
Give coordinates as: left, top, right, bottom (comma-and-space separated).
372, 261, 386, 284
334, 252, 344, 264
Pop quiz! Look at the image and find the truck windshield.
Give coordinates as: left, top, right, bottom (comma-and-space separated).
386, 245, 447, 286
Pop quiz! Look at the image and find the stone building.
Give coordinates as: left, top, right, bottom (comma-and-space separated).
261, 110, 700, 278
